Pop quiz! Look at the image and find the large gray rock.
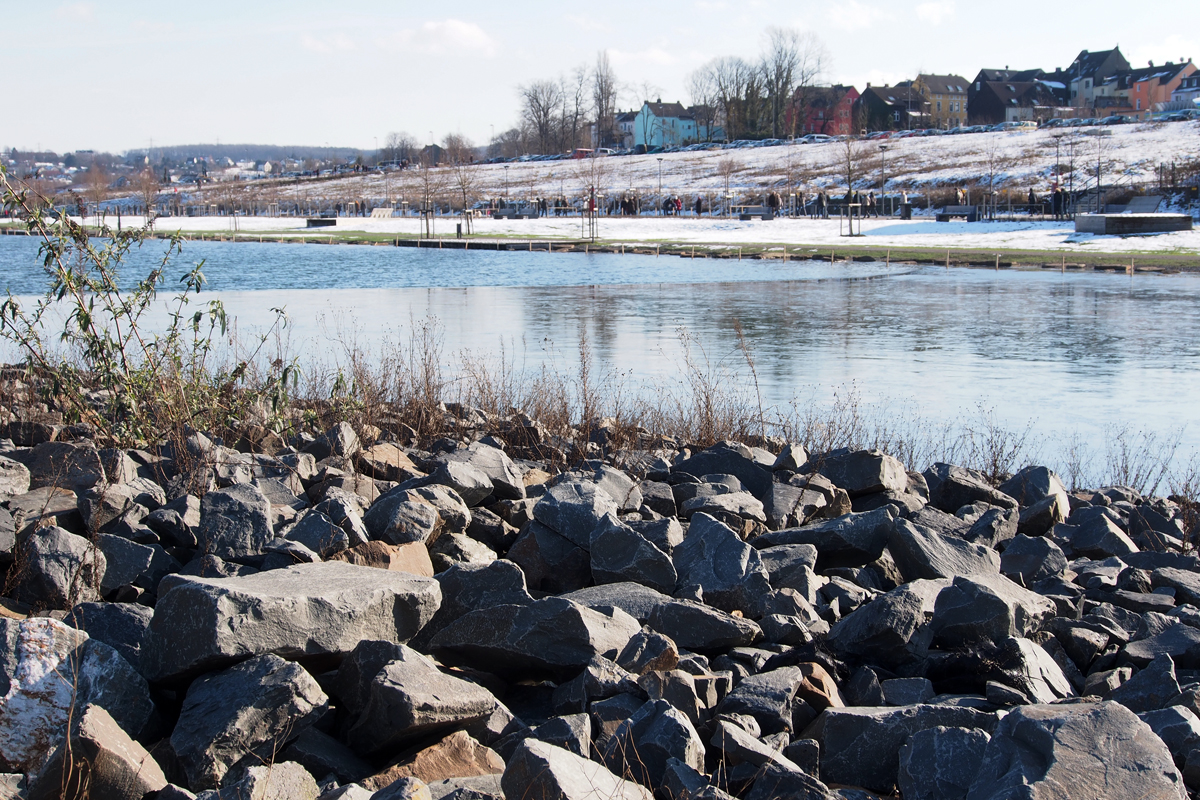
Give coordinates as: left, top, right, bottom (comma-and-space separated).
0, 455, 30, 495
9, 526, 106, 608
64, 601, 153, 671
430, 597, 641, 678
0, 618, 154, 774
410, 560, 533, 651
363, 492, 442, 545
717, 667, 805, 735
930, 574, 1057, 648
572, 462, 643, 512
998, 466, 1067, 508
804, 704, 999, 794
343, 645, 497, 756
507, 520, 591, 594
744, 764, 837, 800
816, 449, 908, 497
827, 579, 947, 670
171, 654, 328, 791
502, 739, 652, 800
751, 507, 896, 569
672, 513, 771, 617
1124, 623, 1200, 669
897, 726, 991, 800
28, 703, 167, 800
888, 518, 1000, 582
533, 480, 618, 548
1069, 513, 1139, 558
196, 483, 273, 561
142, 561, 441, 683
673, 443, 773, 502
95, 532, 154, 594
1000, 534, 1067, 584
966, 702, 1186, 800
216, 761, 319, 800
647, 597, 763, 651
305, 421, 361, 461
1111, 654, 1181, 713
285, 510, 350, 557
26, 440, 105, 492
601, 699, 705, 789
591, 514, 677, 595
1139, 707, 1200, 770
995, 637, 1076, 704
1153, 568, 1200, 607
923, 463, 1017, 512
1017, 493, 1070, 536
758, 544, 819, 587
442, 442, 526, 501
420, 461, 494, 508
563, 583, 674, 625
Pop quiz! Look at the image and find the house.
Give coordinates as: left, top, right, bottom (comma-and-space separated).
787, 85, 860, 136
968, 80, 1067, 125
1062, 47, 1130, 111
1172, 73, 1200, 107
614, 111, 638, 149
854, 84, 929, 131
912, 74, 969, 129
632, 101, 719, 147
1128, 60, 1196, 116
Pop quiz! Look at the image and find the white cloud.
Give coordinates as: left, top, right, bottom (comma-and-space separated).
826, 0, 892, 32
377, 19, 496, 57
916, 0, 956, 25
54, 2, 93, 20
301, 33, 356, 54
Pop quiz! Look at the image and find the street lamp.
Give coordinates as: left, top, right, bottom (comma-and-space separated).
657, 157, 664, 201
879, 144, 889, 214
504, 165, 510, 201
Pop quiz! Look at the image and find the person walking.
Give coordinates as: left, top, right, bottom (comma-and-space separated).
1027, 187, 1037, 216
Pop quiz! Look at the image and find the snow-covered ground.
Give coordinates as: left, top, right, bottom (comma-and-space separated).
91, 213, 1200, 255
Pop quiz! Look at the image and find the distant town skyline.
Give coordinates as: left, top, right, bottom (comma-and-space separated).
6, 0, 1198, 154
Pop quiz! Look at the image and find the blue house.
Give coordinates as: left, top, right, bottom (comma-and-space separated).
632, 101, 720, 147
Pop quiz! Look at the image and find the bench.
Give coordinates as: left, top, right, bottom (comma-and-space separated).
737, 206, 775, 221
369, 208, 396, 219
305, 218, 337, 228
492, 208, 531, 220
936, 205, 979, 222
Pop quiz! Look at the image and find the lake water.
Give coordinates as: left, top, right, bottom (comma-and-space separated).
3, 235, 1199, 473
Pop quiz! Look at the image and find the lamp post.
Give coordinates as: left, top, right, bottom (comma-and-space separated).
504, 165, 510, 202
657, 157, 664, 201
879, 144, 889, 214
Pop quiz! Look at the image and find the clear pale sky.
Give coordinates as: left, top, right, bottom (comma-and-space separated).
5, 0, 1197, 154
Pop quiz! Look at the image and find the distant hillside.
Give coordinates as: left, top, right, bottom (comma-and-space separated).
125, 144, 370, 163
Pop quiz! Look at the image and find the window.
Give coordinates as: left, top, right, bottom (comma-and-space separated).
937, 101, 942, 112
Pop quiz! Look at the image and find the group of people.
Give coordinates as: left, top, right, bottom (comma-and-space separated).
660, 196, 685, 215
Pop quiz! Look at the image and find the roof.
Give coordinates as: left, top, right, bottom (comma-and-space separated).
975, 68, 1045, 84
978, 80, 1062, 108
802, 85, 859, 109
918, 74, 970, 94
1066, 47, 1129, 81
642, 101, 691, 120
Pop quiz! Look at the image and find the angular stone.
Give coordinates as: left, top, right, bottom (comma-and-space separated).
804, 704, 998, 794
617, 630, 679, 675
430, 597, 640, 679
680, 491, 766, 523
897, 725, 990, 800
1139, 706, 1200, 770
344, 646, 497, 756
63, 601, 153, 671
279, 727, 373, 785
364, 730, 504, 789
600, 699, 704, 790
562, 583, 672, 624
331, 540, 435, 576
744, 763, 837, 800
1153, 568, 1200, 607
1000, 534, 1067, 584
759, 544, 819, 587
552, 656, 643, 715
364, 493, 442, 546
171, 654, 328, 790
672, 513, 771, 617
816, 448, 908, 497
711, 719, 802, 771
305, 421, 361, 462
95, 532, 154, 594
827, 579, 947, 670
923, 463, 1017, 512
930, 574, 1057, 648
674, 444, 773, 503
219, 761, 320, 800
0, 455, 30, 496
998, 466, 1067, 507
372, 776, 432, 800
1017, 493, 1070, 537
966, 701, 1186, 800
1070, 513, 1138, 559
718, 667, 805, 735
752, 507, 896, 569
533, 480, 618, 548
285, 510, 350, 556
197, 483, 273, 561
420, 461, 494, 508
1125, 623, 1200, 669
1110, 654, 1181, 713
627, 517, 684, 556
590, 514, 676, 595
28, 703, 167, 800
442, 442, 525, 501
410, 560, 532, 650
26, 441, 104, 492
637, 481, 677, 519
647, 598, 762, 652
882, 677, 936, 706
507, 520, 591, 594
1000, 637, 1076, 704
502, 739, 651, 800
639, 670, 701, 727
965, 506, 1019, 549
358, 442, 423, 483
143, 561, 441, 682
9, 526, 105, 608
888, 519, 1000, 582
429, 532, 497, 572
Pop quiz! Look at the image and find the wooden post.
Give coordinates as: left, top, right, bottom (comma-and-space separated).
691, 246, 695, 259
1061, 254, 1065, 272
995, 254, 1000, 270
739, 247, 742, 260
831, 248, 835, 263
946, 249, 950, 268
886, 249, 890, 266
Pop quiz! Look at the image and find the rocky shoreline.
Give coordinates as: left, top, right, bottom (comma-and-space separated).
1, 406, 1199, 800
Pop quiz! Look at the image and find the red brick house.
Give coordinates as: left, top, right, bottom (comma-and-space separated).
787, 85, 860, 136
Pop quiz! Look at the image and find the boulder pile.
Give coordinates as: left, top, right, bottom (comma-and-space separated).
1, 415, 1199, 799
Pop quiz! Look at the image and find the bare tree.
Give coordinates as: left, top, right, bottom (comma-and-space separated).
444, 134, 480, 233
520, 80, 564, 155
560, 68, 590, 152
381, 132, 418, 164
134, 168, 161, 220
767, 29, 828, 139
592, 51, 620, 148
83, 164, 109, 222
413, 152, 448, 238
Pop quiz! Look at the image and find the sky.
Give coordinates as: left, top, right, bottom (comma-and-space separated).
4, 0, 1198, 155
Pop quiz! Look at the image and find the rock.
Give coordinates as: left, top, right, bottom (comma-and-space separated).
639, 670, 701, 726
672, 513, 771, 617
637, 481, 677, 519
441, 442, 525, 501
420, 461, 494, 508
998, 466, 1067, 507
966, 701, 1186, 800
743, 763, 837, 800
196, 483, 273, 561
502, 739, 652, 800
331, 540, 435, 576
464, 507, 519, 553
710, 719, 802, 771
343, 645, 497, 756
887, 518, 1000, 582
371, 776, 433, 800
95, 532, 154, 594
552, 656, 642, 715
924, 463, 1018, 512
1069, 513, 1139, 558
279, 727, 373, 785
965, 507, 1019, 549
1017, 493, 1070, 536
627, 517, 684, 556
718, 667, 805, 735
752, 507, 896, 569
0, 455, 30, 495
312, 489, 370, 546
562, 583, 673, 625
430, 597, 640, 679
674, 443, 773, 503
63, 601, 153, 671
680, 491, 766, 524
601, 699, 705, 788
1124, 623, 1200, 669
816, 449, 908, 497
845, 666, 886, 706
410, 560, 532, 651
995, 637, 1076, 704
286, 510, 350, 557
590, 514, 677, 594
218, 761, 320, 800
804, 704, 998, 794
763, 483, 828, 529
617, 630, 679, 675
145, 494, 201, 548
647, 598, 762, 651
882, 677, 936, 706
929, 574, 1057, 648
533, 480, 618, 548
363, 493, 441, 546
897, 726, 990, 800
26, 441, 105, 492
773, 443, 808, 472
9, 526, 105, 608
507, 520, 591, 594
305, 421, 361, 462
1139, 707, 1200, 770
759, 544, 819, 588
1110, 654, 1181, 713
358, 442, 423, 483
28, 703, 167, 800
1000, 534, 1067, 584
429, 532, 497, 572
1153, 568, 1200, 607
365, 730, 504, 789
171, 654, 328, 790
143, 561, 441, 683
826, 579, 947, 670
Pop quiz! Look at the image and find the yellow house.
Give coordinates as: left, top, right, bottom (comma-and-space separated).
914, 74, 970, 129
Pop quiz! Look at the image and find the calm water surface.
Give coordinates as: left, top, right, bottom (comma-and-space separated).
3, 236, 1198, 458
